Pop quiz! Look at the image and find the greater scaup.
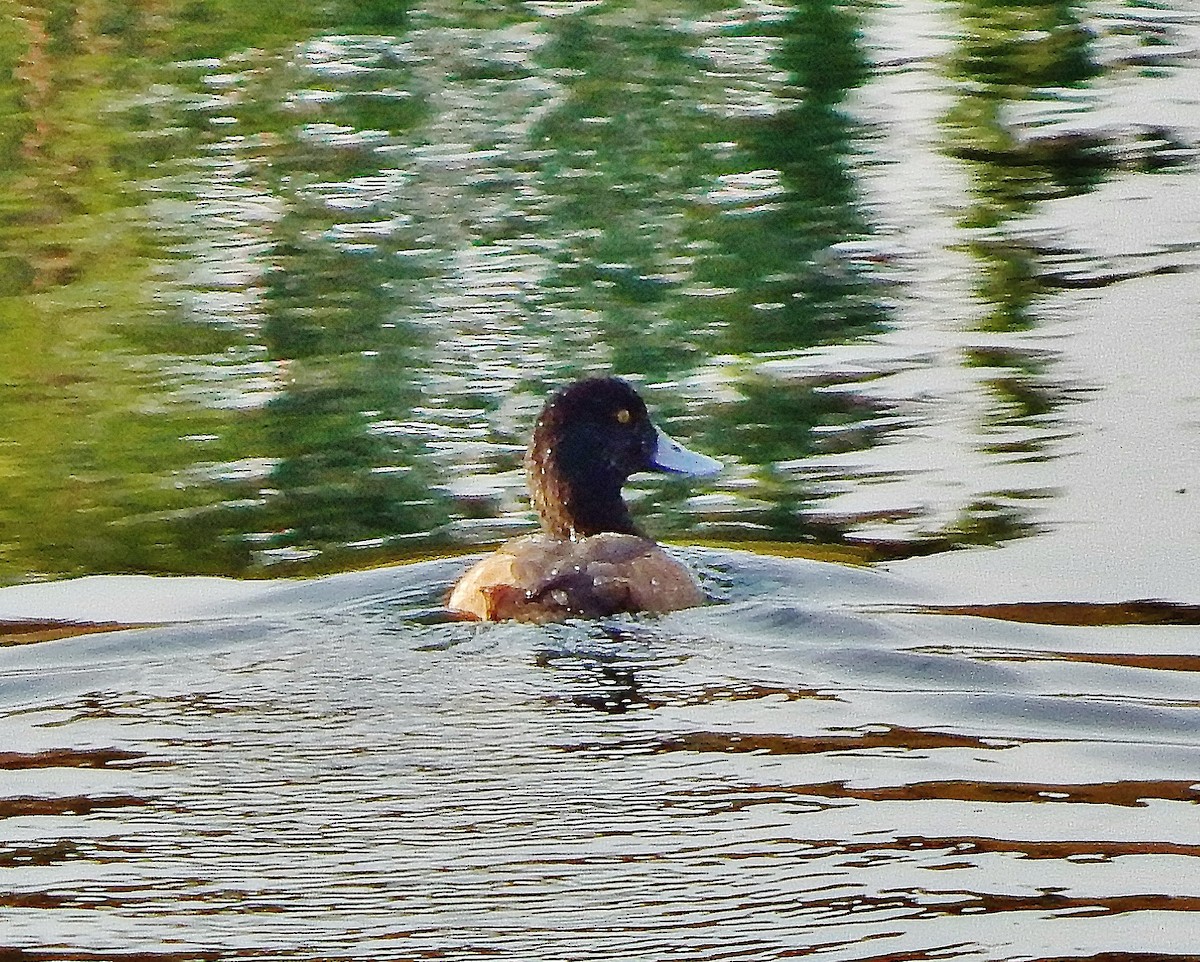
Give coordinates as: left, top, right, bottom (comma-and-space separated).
447, 377, 720, 622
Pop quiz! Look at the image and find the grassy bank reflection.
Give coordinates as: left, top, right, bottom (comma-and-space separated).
2, 1, 1185, 583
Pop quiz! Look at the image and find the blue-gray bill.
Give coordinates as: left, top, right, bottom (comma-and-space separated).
649, 425, 722, 476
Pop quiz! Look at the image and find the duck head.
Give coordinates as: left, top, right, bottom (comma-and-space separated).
527, 377, 720, 539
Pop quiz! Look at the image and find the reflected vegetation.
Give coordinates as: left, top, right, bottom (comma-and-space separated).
0, 0, 1197, 582
3, 4, 1200, 956
943, 0, 1104, 550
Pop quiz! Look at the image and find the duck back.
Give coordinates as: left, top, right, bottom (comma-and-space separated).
447, 533, 703, 623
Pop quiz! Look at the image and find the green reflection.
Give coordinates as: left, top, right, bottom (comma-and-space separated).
7, 0, 1134, 583
532, 14, 719, 377
946, 0, 1102, 230
0, 8, 223, 579
940, 0, 1100, 543
0, 0, 899, 582
687, 2, 886, 543
691, 2, 878, 355
0, 1, 430, 583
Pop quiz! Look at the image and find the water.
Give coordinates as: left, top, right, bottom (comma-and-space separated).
2, 0, 1194, 582
2, 558, 1198, 958
2, 0, 1200, 957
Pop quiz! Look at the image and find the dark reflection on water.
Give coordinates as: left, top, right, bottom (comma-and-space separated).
7, 0, 1196, 582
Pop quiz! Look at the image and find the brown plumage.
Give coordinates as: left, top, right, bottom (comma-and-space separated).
447, 532, 704, 623
447, 377, 720, 623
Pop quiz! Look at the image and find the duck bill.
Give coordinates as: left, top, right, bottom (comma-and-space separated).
649, 425, 722, 477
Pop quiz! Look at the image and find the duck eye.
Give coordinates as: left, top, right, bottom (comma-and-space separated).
615, 408, 632, 425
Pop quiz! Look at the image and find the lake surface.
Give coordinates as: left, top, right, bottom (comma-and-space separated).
3, 559, 1200, 960
2, 0, 1199, 958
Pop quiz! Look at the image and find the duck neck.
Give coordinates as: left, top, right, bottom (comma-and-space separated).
528, 449, 639, 540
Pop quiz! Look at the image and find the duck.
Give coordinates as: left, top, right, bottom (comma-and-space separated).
447, 376, 721, 622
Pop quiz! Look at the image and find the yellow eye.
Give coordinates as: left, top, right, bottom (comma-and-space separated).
615, 408, 631, 425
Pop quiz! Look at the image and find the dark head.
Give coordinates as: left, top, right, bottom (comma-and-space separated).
526, 377, 720, 539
